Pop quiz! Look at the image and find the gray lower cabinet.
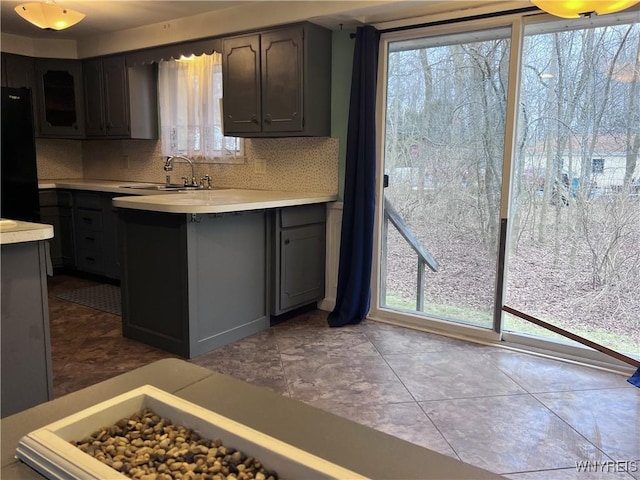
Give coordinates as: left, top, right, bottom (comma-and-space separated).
73, 191, 122, 279
39, 190, 75, 268
1, 240, 53, 417
74, 191, 106, 275
119, 209, 268, 358
271, 204, 326, 315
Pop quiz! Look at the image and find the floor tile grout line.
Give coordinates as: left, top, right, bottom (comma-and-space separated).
414, 401, 464, 463
529, 391, 618, 464
476, 353, 615, 462
362, 329, 418, 404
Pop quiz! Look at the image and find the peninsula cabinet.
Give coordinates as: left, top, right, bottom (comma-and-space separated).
222, 22, 331, 137
1, 237, 53, 417
271, 204, 326, 315
119, 210, 268, 358
83, 56, 158, 139
34, 58, 85, 138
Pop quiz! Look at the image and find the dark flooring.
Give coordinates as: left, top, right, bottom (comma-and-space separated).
48, 274, 640, 479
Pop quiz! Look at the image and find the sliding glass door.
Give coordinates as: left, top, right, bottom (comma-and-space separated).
504, 19, 640, 357
377, 25, 512, 331
374, 12, 640, 362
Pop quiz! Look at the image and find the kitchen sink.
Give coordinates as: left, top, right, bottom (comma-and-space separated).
120, 184, 203, 191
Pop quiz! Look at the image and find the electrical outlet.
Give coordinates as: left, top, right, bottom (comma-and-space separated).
254, 158, 267, 174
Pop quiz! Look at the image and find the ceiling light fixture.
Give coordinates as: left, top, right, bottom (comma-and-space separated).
14, 0, 85, 31
531, 0, 640, 18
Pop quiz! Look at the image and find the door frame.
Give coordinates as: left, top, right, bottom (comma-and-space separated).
367, 12, 638, 376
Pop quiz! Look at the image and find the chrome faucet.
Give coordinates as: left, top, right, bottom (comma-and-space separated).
163, 155, 198, 187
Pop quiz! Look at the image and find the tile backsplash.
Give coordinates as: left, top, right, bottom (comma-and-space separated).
37, 137, 339, 194
36, 139, 83, 179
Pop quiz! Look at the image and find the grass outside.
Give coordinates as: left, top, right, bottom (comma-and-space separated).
383, 293, 640, 356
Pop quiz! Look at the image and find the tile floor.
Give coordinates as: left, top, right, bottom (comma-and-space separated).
48, 274, 640, 479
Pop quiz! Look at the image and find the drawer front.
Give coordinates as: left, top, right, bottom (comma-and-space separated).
76, 250, 105, 274
74, 192, 103, 210
75, 231, 104, 252
40, 190, 73, 208
280, 204, 326, 228
75, 209, 103, 232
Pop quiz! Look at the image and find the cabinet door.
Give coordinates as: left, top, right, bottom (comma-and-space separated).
83, 58, 105, 136
279, 223, 325, 312
58, 205, 75, 268
261, 27, 304, 133
35, 59, 85, 137
102, 56, 129, 137
222, 34, 262, 135
39, 190, 75, 268
4, 53, 35, 90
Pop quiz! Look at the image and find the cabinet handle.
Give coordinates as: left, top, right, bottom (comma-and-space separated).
284, 239, 290, 245
264, 115, 272, 124
251, 115, 260, 125
85, 256, 95, 262
82, 217, 92, 223
84, 236, 95, 242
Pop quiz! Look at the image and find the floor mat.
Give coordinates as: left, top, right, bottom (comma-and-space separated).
56, 284, 121, 316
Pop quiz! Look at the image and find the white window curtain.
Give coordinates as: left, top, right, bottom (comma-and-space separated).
158, 52, 241, 161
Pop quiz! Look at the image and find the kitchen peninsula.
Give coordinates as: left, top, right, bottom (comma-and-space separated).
114, 189, 335, 358
1, 219, 54, 417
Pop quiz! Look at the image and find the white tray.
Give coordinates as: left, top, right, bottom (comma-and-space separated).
16, 385, 368, 480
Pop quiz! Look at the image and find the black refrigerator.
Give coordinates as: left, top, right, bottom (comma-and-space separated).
1, 86, 40, 223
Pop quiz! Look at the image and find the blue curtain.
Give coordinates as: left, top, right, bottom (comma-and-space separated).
328, 25, 381, 328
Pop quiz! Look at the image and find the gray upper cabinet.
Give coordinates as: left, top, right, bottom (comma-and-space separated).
35, 58, 85, 138
84, 56, 129, 137
2, 53, 35, 90
222, 23, 331, 138
84, 56, 158, 139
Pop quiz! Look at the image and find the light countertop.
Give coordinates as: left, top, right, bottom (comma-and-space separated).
38, 179, 171, 195
39, 179, 338, 214
113, 188, 338, 214
0, 219, 54, 245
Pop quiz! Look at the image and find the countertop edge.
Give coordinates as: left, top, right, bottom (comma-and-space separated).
0, 221, 54, 245
112, 194, 337, 214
